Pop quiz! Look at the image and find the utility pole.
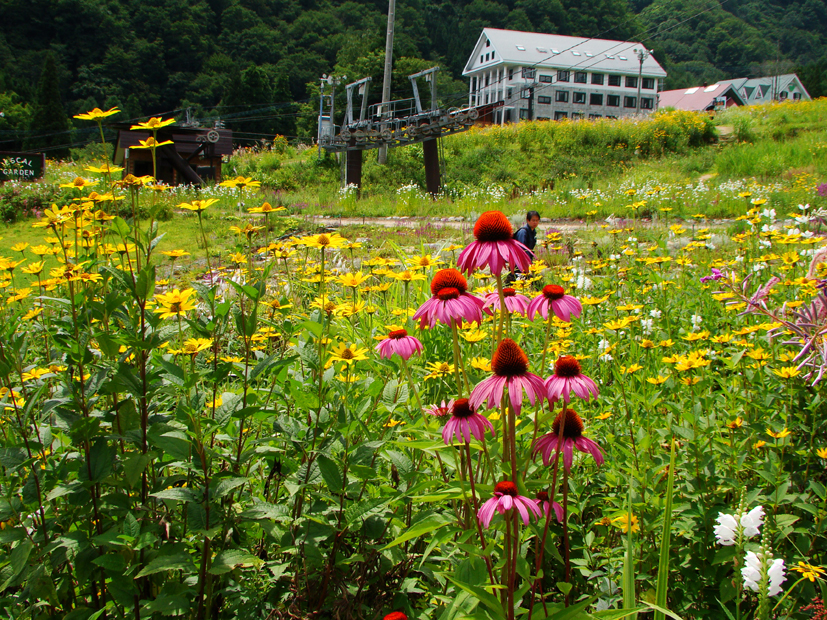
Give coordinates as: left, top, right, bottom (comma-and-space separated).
634, 48, 651, 115
377, 0, 396, 165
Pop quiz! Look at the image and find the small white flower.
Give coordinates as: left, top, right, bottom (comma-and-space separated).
599, 353, 613, 362
798, 203, 809, 211
742, 551, 762, 592
649, 309, 662, 319
598, 338, 611, 352
767, 558, 786, 596
641, 318, 654, 335
690, 314, 703, 331
740, 506, 764, 538
714, 512, 738, 546
761, 208, 776, 221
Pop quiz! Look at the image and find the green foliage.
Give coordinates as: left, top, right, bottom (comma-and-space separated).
25, 53, 70, 157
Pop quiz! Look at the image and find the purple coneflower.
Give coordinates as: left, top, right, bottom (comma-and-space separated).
545, 355, 599, 403
483, 287, 530, 316
424, 400, 452, 417
441, 398, 495, 445
478, 480, 542, 528
457, 211, 532, 276
532, 408, 604, 472
536, 490, 564, 523
375, 328, 423, 361
412, 268, 485, 329
470, 338, 547, 415
527, 284, 582, 322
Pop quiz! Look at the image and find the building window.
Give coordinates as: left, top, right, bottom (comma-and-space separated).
607, 95, 620, 107
624, 96, 637, 108
642, 77, 655, 89
554, 111, 568, 120
793, 92, 802, 100
537, 116, 550, 121
780, 92, 788, 100
492, 51, 495, 59
480, 55, 484, 64
507, 87, 513, 99
590, 93, 604, 105
486, 39, 490, 47
472, 77, 477, 92
608, 75, 621, 87
625, 76, 638, 88
519, 108, 530, 119
574, 72, 587, 83
485, 73, 490, 87
589, 114, 602, 119
555, 90, 569, 102
538, 96, 551, 104
539, 74, 553, 83
571, 112, 583, 119
573, 92, 586, 104
509, 68, 514, 80
592, 73, 604, 85
641, 97, 653, 109
557, 70, 570, 82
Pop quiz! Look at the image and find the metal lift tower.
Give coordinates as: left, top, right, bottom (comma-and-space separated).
318, 67, 483, 196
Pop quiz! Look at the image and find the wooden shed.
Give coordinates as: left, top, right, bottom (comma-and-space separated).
111, 124, 234, 186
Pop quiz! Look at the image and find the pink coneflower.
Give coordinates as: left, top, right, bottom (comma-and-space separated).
483, 287, 530, 316
478, 480, 542, 528
412, 268, 485, 329
424, 400, 452, 417
375, 328, 423, 360
527, 284, 582, 322
458, 211, 532, 276
545, 356, 599, 403
532, 408, 604, 473
470, 338, 547, 415
442, 398, 495, 445
536, 490, 564, 523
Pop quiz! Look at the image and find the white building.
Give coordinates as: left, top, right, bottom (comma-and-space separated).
463, 28, 668, 123
721, 74, 811, 105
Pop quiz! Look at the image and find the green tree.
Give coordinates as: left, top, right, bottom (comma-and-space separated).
26, 53, 70, 157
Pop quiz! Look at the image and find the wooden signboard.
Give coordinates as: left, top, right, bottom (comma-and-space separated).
0, 152, 46, 182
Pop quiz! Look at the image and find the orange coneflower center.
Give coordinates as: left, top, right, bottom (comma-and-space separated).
554, 355, 581, 378
503, 288, 516, 297
492, 338, 529, 377
494, 480, 518, 496
543, 284, 565, 300
389, 329, 408, 339
473, 211, 513, 242
430, 268, 468, 297
536, 491, 549, 502
451, 398, 475, 419
317, 234, 330, 246
340, 348, 355, 360
552, 408, 584, 439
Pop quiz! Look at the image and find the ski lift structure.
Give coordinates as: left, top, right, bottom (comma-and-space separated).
318, 67, 483, 195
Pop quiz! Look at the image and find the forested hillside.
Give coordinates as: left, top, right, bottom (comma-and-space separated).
0, 0, 825, 154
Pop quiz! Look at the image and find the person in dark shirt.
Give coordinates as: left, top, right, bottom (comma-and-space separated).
514, 210, 540, 258
507, 211, 540, 284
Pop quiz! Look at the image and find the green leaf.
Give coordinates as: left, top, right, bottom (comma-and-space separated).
622, 477, 636, 617
135, 552, 195, 578
208, 549, 263, 575
83, 439, 116, 484
317, 454, 343, 493
444, 574, 505, 620
345, 497, 390, 527
122, 453, 150, 488
151, 488, 200, 503
382, 514, 450, 549
213, 476, 247, 499
123, 513, 140, 539
239, 502, 290, 521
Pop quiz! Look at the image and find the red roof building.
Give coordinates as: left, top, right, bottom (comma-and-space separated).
658, 83, 746, 112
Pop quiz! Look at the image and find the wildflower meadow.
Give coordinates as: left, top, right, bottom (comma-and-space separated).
0, 108, 826, 620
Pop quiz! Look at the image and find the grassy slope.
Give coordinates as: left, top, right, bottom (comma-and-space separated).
1, 100, 825, 264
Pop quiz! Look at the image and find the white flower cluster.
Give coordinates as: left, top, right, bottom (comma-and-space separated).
714, 505, 764, 545
742, 550, 786, 597
338, 183, 359, 198
690, 314, 703, 331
